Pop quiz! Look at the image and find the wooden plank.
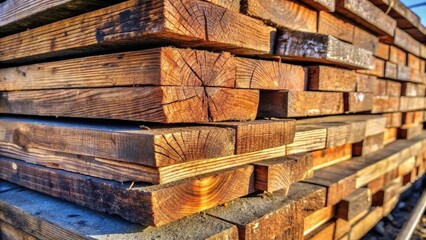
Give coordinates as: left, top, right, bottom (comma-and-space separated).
305, 221, 335, 240
389, 46, 407, 65
349, 207, 383, 240
352, 132, 384, 156
372, 178, 402, 206
373, 78, 388, 96
209, 120, 295, 154
0, 87, 259, 123
402, 111, 424, 126
307, 65, 357, 92
0, 220, 36, 240
318, 12, 354, 43
0, 0, 124, 37
394, 28, 421, 56
335, 0, 396, 39
300, 0, 335, 11
0, 0, 275, 65
344, 92, 373, 113
275, 29, 374, 69
0, 47, 305, 91
399, 124, 423, 139
241, 0, 317, 32
205, 0, 240, 10
0, 117, 236, 167
397, 64, 411, 81
357, 58, 384, 77
298, 122, 357, 148
408, 54, 421, 70
384, 127, 398, 145
0, 157, 255, 226
303, 166, 356, 206
352, 27, 379, 53
399, 97, 425, 112
0, 182, 239, 240
372, 96, 400, 113
356, 74, 376, 93
336, 188, 372, 221
286, 125, 327, 154
383, 112, 402, 128
367, 175, 384, 195
312, 144, 352, 170
401, 82, 426, 97
385, 61, 397, 79
304, 206, 335, 236
375, 42, 390, 60
387, 80, 402, 97
207, 183, 326, 240
254, 153, 313, 192
258, 91, 344, 118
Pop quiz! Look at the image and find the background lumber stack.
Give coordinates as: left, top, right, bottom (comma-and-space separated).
0, 0, 426, 239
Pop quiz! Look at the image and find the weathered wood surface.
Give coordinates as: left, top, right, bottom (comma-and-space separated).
318, 12, 354, 43
402, 111, 424, 126
305, 221, 335, 240
307, 65, 356, 92
0, 117, 236, 167
254, 153, 313, 192
356, 74, 376, 93
312, 144, 352, 171
353, 27, 379, 53
357, 58, 384, 77
344, 92, 374, 113
385, 61, 397, 79
399, 97, 425, 112
0, 87, 259, 123
258, 91, 344, 118
303, 205, 335, 236
275, 29, 374, 69
241, 0, 317, 32
0, 0, 125, 37
300, 0, 335, 12
372, 178, 402, 206
286, 125, 327, 154
394, 28, 421, 56
336, 188, 372, 221
208, 120, 295, 154
401, 82, 426, 97
0, 47, 305, 91
389, 46, 407, 65
384, 127, 398, 145
349, 207, 383, 240
372, 96, 400, 113
0, 157, 255, 226
0, 220, 36, 240
207, 182, 326, 240
0, 181, 239, 240
398, 124, 423, 140
352, 133, 384, 156
336, 0, 396, 40
375, 42, 390, 60
0, 0, 275, 65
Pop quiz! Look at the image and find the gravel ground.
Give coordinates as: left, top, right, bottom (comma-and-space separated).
363, 178, 426, 240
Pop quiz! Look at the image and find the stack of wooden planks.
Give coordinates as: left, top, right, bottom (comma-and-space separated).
0, 0, 426, 239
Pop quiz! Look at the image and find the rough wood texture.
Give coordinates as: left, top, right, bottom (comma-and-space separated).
286, 125, 327, 154
401, 82, 426, 97
384, 112, 402, 128
384, 127, 398, 145
356, 74, 376, 93
385, 61, 398, 79
357, 58, 384, 77
375, 42, 390, 60
307, 66, 356, 92
344, 92, 373, 113
394, 28, 421, 56
372, 178, 402, 206
0, 182, 239, 240
0, 0, 275, 65
399, 97, 425, 112
0, 220, 36, 240
0, 0, 124, 37
402, 111, 424, 126
398, 124, 423, 140
0, 157, 255, 226
258, 91, 344, 118
209, 120, 295, 154
275, 29, 374, 69
0, 117, 236, 167
389, 46, 407, 65
312, 144, 352, 170
336, 188, 372, 221
353, 27, 379, 53
0, 87, 259, 123
353, 133, 384, 156
303, 206, 335, 236
241, 0, 317, 32
207, 182, 326, 240
349, 207, 383, 240
205, 0, 240, 10
318, 12, 354, 43
254, 153, 313, 192
372, 96, 400, 113
305, 221, 335, 240
300, 0, 335, 11
336, 0, 396, 39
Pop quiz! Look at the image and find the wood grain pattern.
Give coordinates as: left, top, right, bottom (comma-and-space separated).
242, 0, 317, 32
307, 66, 356, 92
0, 117, 235, 167
372, 96, 400, 113
356, 74, 376, 93
352, 27, 379, 53
394, 28, 421, 56
318, 12, 354, 43
384, 112, 402, 128
258, 91, 344, 118
0, 87, 259, 123
303, 206, 335, 236
254, 153, 313, 192
0, 0, 124, 36
205, 0, 240, 10
0, 220, 36, 240
312, 144, 352, 170
286, 125, 327, 155
275, 29, 374, 69
0, 157, 255, 226
336, 188, 372, 221
353, 133, 384, 156
375, 42, 390, 60
401, 82, 425, 97
349, 207, 383, 240
209, 120, 295, 154
399, 97, 425, 112
344, 92, 373, 113
305, 221, 335, 240
0, 0, 275, 65
389, 46, 407, 65
385, 61, 398, 79
336, 0, 396, 39
357, 58, 384, 77
300, 0, 335, 11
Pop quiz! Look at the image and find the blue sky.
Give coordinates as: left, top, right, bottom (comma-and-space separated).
401, 0, 426, 25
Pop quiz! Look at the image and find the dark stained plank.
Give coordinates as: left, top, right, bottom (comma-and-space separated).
0, 0, 275, 65
0, 157, 255, 226
275, 29, 374, 69
0, 87, 259, 123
